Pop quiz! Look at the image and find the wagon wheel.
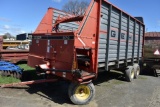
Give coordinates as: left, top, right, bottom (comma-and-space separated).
125, 66, 135, 82
68, 82, 95, 105
133, 64, 140, 79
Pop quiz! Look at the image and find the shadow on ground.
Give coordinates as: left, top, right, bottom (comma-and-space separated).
93, 70, 126, 85
5, 62, 159, 105
21, 70, 39, 81
27, 81, 71, 104
7, 70, 128, 105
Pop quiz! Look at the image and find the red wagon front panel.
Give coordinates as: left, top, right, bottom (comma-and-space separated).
28, 33, 75, 71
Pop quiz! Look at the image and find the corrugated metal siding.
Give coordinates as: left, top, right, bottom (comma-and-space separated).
98, 1, 144, 68
98, 2, 109, 63
53, 10, 79, 32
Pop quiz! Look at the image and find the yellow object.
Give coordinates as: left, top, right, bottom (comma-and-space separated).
131, 68, 134, 79
72, 61, 77, 69
2, 40, 29, 49
75, 85, 90, 100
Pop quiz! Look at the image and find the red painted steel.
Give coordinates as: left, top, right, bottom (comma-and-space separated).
34, 8, 53, 33
0, 51, 28, 63
0, 79, 57, 88
0, 37, 29, 63
28, 0, 145, 83
76, 0, 101, 75
28, 0, 101, 81
34, 8, 77, 34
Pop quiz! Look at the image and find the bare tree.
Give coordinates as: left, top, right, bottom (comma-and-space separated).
62, 0, 89, 16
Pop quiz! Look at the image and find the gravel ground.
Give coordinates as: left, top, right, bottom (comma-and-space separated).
0, 71, 160, 107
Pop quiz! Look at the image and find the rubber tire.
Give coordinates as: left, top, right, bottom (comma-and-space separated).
68, 82, 95, 105
125, 66, 134, 82
153, 68, 158, 77
133, 64, 140, 79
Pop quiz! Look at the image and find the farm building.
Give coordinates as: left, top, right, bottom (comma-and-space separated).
144, 32, 160, 58
145, 32, 160, 47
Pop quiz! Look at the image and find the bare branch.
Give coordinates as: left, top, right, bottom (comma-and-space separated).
62, 0, 89, 16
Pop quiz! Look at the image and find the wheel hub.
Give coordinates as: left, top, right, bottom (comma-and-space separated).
75, 85, 90, 100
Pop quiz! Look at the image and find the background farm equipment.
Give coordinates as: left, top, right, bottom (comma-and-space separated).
0, 61, 23, 79
142, 32, 160, 77
0, 36, 29, 63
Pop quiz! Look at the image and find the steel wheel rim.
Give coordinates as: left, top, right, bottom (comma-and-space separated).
75, 85, 90, 100
137, 67, 140, 76
131, 69, 134, 79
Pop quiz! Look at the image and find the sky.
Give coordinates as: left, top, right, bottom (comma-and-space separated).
0, 0, 160, 36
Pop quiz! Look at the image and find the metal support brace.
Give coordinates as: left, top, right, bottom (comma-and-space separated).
0, 79, 58, 88
137, 24, 141, 64
132, 20, 136, 65
105, 5, 112, 71
125, 16, 130, 66
117, 11, 122, 68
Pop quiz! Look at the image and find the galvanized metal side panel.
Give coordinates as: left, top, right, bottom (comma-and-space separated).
100, 3, 109, 31
53, 10, 79, 32
98, 1, 144, 69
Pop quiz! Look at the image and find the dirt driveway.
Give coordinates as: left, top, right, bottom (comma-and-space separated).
0, 71, 160, 107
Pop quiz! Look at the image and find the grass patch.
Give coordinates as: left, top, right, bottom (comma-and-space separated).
17, 64, 35, 71
0, 75, 20, 84
0, 63, 36, 85
18, 64, 38, 81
